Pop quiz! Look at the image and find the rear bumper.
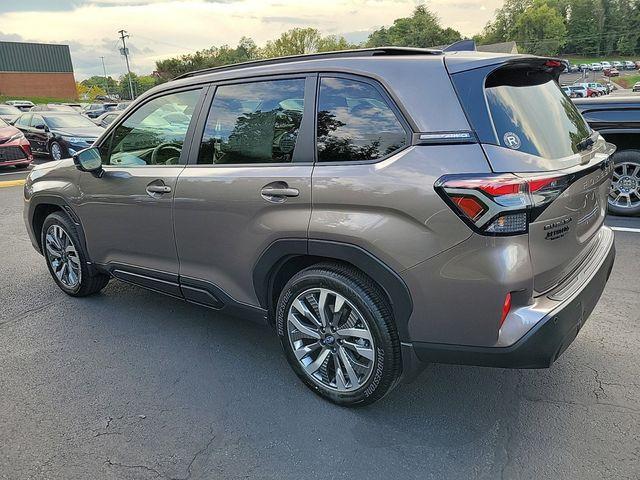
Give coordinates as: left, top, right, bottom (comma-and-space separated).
405, 228, 615, 371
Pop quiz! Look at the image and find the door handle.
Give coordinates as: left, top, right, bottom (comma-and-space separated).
260, 182, 299, 203
261, 187, 299, 197
146, 182, 172, 195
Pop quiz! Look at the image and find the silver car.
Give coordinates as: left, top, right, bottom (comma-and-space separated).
23, 48, 616, 406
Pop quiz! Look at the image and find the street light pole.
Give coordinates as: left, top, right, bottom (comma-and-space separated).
100, 56, 109, 96
118, 29, 135, 101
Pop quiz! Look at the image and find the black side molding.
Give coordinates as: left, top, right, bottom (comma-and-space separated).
253, 238, 414, 340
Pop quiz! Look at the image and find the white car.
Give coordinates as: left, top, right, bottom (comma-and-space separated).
591, 62, 603, 71
611, 61, 622, 69
601, 61, 612, 69
623, 61, 636, 70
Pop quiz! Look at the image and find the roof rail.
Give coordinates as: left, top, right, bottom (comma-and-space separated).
172, 47, 443, 80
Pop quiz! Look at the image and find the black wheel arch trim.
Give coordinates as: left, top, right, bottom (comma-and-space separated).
29, 195, 87, 252
252, 238, 414, 340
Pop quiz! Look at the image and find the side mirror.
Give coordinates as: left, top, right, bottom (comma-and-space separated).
34, 124, 47, 131
73, 147, 103, 176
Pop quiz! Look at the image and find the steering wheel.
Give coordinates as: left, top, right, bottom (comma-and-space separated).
150, 142, 182, 165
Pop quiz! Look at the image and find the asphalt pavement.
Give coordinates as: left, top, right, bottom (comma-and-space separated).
0, 174, 639, 480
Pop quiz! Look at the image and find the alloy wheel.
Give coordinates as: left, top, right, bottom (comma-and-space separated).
50, 143, 62, 160
609, 161, 640, 210
286, 288, 375, 392
44, 224, 81, 288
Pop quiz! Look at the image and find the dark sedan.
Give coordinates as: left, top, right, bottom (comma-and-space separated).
13, 112, 104, 161
574, 96, 640, 216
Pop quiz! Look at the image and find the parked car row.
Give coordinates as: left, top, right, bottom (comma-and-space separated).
575, 60, 640, 72
562, 82, 611, 98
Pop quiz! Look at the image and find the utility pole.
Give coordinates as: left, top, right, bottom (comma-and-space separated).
100, 56, 109, 96
118, 29, 135, 100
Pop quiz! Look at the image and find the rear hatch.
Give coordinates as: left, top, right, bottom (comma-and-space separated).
447, 56, 615, 294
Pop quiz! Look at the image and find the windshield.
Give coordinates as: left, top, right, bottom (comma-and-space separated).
0, 105, 21, 115
44, 114, 98, 129
485, 70, 591, 159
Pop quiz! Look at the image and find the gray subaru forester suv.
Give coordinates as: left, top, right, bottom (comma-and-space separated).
24, 48, 616, 406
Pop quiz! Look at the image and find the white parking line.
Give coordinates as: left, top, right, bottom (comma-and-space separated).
610, 226, 640, 233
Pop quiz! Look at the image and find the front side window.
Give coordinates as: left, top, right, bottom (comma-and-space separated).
101, 89, 200, 166
198, 79, 305, 165
316, 77, 407, 163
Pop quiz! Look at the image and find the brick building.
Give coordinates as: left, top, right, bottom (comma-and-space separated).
0, 41, 77, 99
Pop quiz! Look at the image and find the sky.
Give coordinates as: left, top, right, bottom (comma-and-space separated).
0, 0, 504, 80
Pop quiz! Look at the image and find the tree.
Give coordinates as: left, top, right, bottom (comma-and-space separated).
476, 0, 531, 45
81, 75, 118, 95
76, 82, 106, 101
365, 4, 462, 48
260, 28, 354, 58
514, 1, 567, 55
155, 37, 259, 81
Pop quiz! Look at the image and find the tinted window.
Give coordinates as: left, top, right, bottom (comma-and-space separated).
15, 114, 31, 127
198, 79, 305, 165
44, 114, 96, 128
316, 77, 407, 162
101, 89, 200, 166
485, 71, 591, 159
30, 115, 45, 128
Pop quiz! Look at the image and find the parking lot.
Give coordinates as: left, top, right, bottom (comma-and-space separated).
1, 169, 639, 480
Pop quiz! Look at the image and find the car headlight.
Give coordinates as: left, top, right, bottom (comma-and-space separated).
62, 136, 89, 144
7, 132, 24, 142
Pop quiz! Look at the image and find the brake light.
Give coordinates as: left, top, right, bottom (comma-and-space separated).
500, 293, 512, 329
545, 60, 562, 68
435, 173, 569, 235
450, 195, 486, 221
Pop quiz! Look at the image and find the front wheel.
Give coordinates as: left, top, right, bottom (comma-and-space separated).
49, 141, 64, 161
608, 150, 640, 216
41, 212, 110, 296
276, 263, 401, 406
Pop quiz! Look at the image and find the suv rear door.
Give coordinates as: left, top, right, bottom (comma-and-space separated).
173, 75, 315, 308
448, 58, 615, 294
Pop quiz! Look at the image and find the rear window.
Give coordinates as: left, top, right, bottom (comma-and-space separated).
485, 69, 591, 159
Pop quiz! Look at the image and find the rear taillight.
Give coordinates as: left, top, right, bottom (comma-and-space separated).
435, 173, 569, 235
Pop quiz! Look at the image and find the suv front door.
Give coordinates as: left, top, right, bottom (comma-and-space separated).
76, 87, 205, 291
174, 76, 315, 309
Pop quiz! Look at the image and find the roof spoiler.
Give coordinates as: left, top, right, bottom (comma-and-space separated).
442, 40, 477, 52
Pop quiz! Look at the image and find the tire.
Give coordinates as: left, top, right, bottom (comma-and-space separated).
41, 212, 110, 296
275, 262, 401, 406
608, 149, 640, 216
49, 141, 65, 161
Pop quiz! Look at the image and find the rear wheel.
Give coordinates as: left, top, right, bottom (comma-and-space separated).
276, 263, 401, 406
41, 212, 110, 296
608, 150, 640, 216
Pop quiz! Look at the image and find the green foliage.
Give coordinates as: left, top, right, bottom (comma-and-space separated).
365, 5, 461, 48
513, 1, 567, 55
155, 37, 259, 81
117, 72, 159, 100
481, 0, 640, 56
